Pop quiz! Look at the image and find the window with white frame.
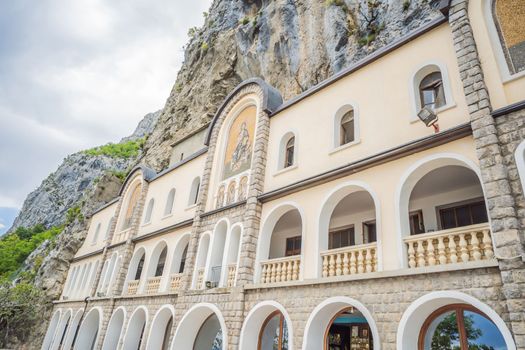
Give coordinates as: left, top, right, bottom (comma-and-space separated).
278, 133, 296, 170
164, 188, 176, 216
411, 63, 454, 119
144, 198, 154, 224
189, 177, 201, 206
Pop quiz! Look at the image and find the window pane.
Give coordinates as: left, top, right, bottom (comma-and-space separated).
260, 314, 280, 350
456, 205, 472, 227
423, 310, 461, 350
281, 319, 289, 350
440, 209, 457, 230
471, 202, 488, 224
463, 310, 507, 350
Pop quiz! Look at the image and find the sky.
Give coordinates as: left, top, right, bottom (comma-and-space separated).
0, 0, 212, 234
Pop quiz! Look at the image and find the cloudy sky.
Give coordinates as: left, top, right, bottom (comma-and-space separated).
0, 0, 212, 234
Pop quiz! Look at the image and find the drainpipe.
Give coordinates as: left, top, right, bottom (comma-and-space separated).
70, 296, 90, 348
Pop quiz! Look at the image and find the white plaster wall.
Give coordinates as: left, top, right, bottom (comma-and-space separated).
75, 203, 117, 257
169, 129, 207, 166
264, 25, 471, 193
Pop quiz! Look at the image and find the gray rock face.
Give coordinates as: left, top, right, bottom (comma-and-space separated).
143, 0, 442, 170
8, 112, 160, 233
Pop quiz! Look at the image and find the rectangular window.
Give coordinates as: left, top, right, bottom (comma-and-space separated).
438, 199, 488, 230
285, 236, 302, 256
409, 210, 425, 235
362, 220, 376, 244
329, 226, 355, 250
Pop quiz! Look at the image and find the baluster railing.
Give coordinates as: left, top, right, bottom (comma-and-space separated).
196, 268, 205, 289
404, 223, 494, 268
260, 256, 301, 284
321, 243, 378, 278
145, 276, 162, 294
126, 280, 140, 295
170, 273, 183, 292
227, 264, 236, 287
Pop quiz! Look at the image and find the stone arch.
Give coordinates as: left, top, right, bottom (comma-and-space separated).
302, 296, 380, 350
145, 240, 169, 279
171, 303, 228, 350
170, 233, 191, 275
61, 308, 83, 350
73, 307, 102, 350
397, 291, 516, 350
146, 305, 175, 350
220, 223, 242, 287
101, 307, 126, 350
193, 232, 211, 288
255, 202, 306, 282
122, 306, 148, 350
50, 308, 72, 350
239, 301, 294, 350
316, 180, 382, 277
206, 219, 230, 286
41, 309, 61, 350
395, 153, 489, 267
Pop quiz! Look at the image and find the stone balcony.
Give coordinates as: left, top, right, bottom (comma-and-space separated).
145, 276, 162, 294
126, 279, 139, 295
170, 273, 183, 292
404, 223, 494, 268
321, 242, 378, 278
260, 256, 301, 284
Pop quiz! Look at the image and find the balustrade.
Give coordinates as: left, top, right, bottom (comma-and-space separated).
404, 224, 494, 268
145, 276, 162, 294
226, 264, 237, 287
260, 256, 301, 284
321, 243, 378, 278
170, 273, 183, 292
196, 268, 205, 289
126, 279, 139, 295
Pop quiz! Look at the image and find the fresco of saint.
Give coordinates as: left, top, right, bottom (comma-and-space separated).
222, 106, 256, 179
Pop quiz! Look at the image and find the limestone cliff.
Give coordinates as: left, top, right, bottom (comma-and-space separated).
143, 0, 443, 170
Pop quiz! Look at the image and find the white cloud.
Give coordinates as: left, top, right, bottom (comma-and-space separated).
0, 0, 212, 209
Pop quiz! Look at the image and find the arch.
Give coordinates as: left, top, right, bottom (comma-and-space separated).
73, 307, 102, 350
144, 198, 155, 224
316, 180, 382, 277
409, 61, 455, 121
216, 185, 226, 208
73, 265, 87, 298
278, 132, 297, 170
120, 177, 143, 231
92, 223, 101, 244
102, 252, 118, 295
171, 303, 228, 350
79, 263, 92, 297
302, 296, 380, 350
226, 181, 237, 205
238, 176, 248, 201
204, 78, 283, 146
395, 153, 488, 267
126, 247, 146, 287
62, 308, 84, 350
333, 104, 360, 149
164, 188, 176, 216
193, 233, 211, 288
170, 233, 191, 275
146, 305, 175, 350
122, 306, 148, 350
64, 266, 78, 298
101, 307, 126, 350
255, 202, 306, 282
239, 301, 294, 350
206, 219, 230, 287
397, 291, 516, 350
42, 309, 61, 350
515, 140, 525, 195
146, 240, 169, 279
189, 177, 201, 206
87, 260, 99, 295
220, 223, 242, 287
51, 309, 72, 350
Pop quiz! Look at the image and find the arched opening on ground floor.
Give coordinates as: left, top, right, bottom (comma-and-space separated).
171, 303, 227, 350
146, 305, 174, 350
51, 309, 72, 350
397, 291, 516, 350
73, 308, 101, 350
302, 296, 380, 350
41, 310, 61, 350
101, 307, 126, 350
206, 219, 229, 288
122, 306, 148, 350
61, 309, 83, 350
239, 301, 293, 350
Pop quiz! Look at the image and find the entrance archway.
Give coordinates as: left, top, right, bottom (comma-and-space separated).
171, 303, 228, 350
146, 305, 174, 350
51, 309, 72, 350
302, 297, 380, 350
41, 310, 61, 350
101, 307, 125, 350
73, 308, 101, 350
122, 306, 148, 350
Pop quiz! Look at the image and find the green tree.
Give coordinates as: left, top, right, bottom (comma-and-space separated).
0, 282, 44, 347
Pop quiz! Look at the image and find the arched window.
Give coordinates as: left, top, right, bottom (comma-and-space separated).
491, 0, 525, 75
123, 184, 142, 230
216, 185, 225, 209
238, 176, 248, 201
259, 311, 289, 350
135, 254, 145, 281
92, 223, 101, 244
144, 199, 154, 224
285, 137, 295, 168
419, 304, 507, 350
179, 244, 188, 273
189, 177, 201, 206
194, 314, 223, 350
339, 109, 355, 146
164, 189, 176, 216
419, 71, 445, 110
155, 247, 167, 277
226, 182, 236, 205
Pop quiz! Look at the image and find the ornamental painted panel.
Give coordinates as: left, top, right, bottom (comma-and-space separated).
222, 106, 256, 180
494, 0, 525, 74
